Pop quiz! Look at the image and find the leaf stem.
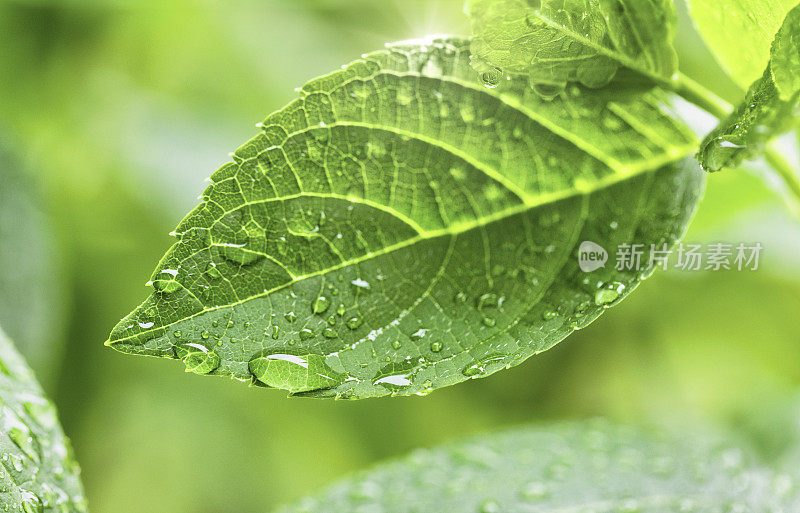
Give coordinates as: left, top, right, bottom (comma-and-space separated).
672, 73, 731, 120
764, 146, 800, 202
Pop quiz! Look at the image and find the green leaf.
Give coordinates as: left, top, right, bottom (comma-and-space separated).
0, 137, 65, 381
467, 0, 679, 92
275, 420, 800, 513
770, 4, 800, 101
0, 328, 87, 512
698, 5, 800, 172
107, 37, 703, 400
688, 0, 799, 89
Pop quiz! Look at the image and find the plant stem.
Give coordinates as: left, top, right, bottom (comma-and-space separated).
765, 147, 800, 202
673, 73, 800, 204
672, 73, 731, 120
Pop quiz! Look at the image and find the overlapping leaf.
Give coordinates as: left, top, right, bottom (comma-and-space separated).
688, 0, 799, 89
467, 0, 678, 92
698, 4, 800, 172
275, 420, 800, 513
107, 37, 703, 399
0, 328, 87, 512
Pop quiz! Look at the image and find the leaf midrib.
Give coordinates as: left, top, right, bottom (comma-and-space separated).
109, 151, 682, 347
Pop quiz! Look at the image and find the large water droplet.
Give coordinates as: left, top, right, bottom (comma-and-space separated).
174, 343, 221, 375
249, 352, 345, 393
594, 281, 626, 306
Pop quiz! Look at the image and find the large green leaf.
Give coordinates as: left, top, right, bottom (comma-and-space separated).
0, 138, 64, 381
107, 37, 703, 399
0, 328, 87, 512
688, 0, 799, 89
467, 0, 679, 92
275, 420, 800, 513
698, 5, 800, 172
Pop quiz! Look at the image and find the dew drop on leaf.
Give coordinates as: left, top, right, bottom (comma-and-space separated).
312, 295, 330, 314
174, 343, 220, 375
594, 281, 626, 306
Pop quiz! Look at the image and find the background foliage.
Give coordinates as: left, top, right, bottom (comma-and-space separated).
0, 1, 799, 511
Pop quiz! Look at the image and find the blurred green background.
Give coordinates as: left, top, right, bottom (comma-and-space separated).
1, 1, 799, 511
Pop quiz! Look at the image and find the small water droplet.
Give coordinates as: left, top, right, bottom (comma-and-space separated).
462, 354, 505, 377
350, 278, 370, 290
479, 499, 501, 513
542, 310, 559, 321
520, 481, 549, 500
346, 317, 362, 329
391, 341, 402, 349
322, 328, 338, 339
430, 341, 443, 353
480, 67, 503, 89
204, 262, 222, 280
284, 312, 297, 323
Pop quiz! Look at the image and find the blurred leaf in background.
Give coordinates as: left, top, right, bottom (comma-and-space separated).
0, 135, 65, 389
0, 1, 798, 512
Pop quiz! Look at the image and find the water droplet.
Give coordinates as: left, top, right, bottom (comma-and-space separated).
350, 278, 370, 290
173, 330, 182, 338
312, 296, 330, 314
346, 317, 362, 330
479, 499, 501, 513
284, 311, 297, 323
391, 341, 402, 349
462, 354, 505, 377
336, 304, 346, 316
520, 481, 549, 500
542, 310, 559, 321
594, 281, 626, 306
201, 330, 210, 340
480, 67, 503, 88
204, 263, 222, 280
8, 424, 38, 462
322, 328, 338, 339
249, 352, 344, 393
152, 277, 181, 294
482, 317, 496, 327
174, 343, 220, 375
409, 328, 428, 341
430, 341, 443, 353
373, 373, 412, 388
531, 82, 563, 101
477, 293, 500, 310
699, 135, 745, 172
